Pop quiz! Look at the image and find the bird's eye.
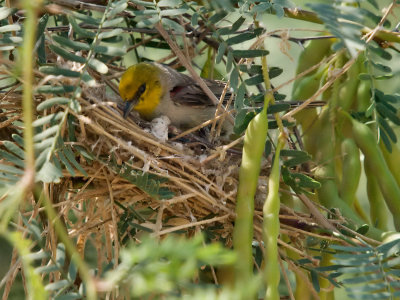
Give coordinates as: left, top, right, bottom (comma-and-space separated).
138, 83, 146, 94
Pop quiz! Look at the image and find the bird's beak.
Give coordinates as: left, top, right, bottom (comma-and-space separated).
123, 93, 140, 118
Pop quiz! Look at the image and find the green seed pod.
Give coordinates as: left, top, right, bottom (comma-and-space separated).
292, 70, 324, 101
380, 141, 400, 188
234, 106, 269, 280
351, 118, 400, 230
364, 159, 388, 231
295, 38, 335, 75
263, 137, 284, 300
338, 58, 360, 111
356, 79, 372, 112
339, 138, 361, 206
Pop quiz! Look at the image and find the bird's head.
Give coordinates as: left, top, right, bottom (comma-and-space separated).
119, 62, 163, 118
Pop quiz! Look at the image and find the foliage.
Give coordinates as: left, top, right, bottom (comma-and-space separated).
1, 0, 400, 299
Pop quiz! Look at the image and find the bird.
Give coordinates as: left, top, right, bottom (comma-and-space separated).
118, 62, 233, 134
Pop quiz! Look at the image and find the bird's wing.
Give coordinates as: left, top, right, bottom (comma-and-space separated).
159, 63, 232, 107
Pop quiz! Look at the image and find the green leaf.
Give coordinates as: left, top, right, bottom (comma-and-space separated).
33, 125, 59, 142
330, 244, 372, 252
108, 0, 128, 18
55, 293, 82, 300
37, 97, 70, 111
235, 83, 246, 110
216, 43, 226, 64
88, 58, 109, 74
52, 35, 90, 51
32, 112, 64, 127
161, 18, 185, 34
232, 49, 269, 58
310, 270, 320, 292
56, 243, 66, 267
94, 44, 126, 56
0, 149, 25, 168
289, 173, 320, 188
130, 0, 156, 6
35, 265, 59, 274
26, 250, 50, 261
226, 32, 257, 45
0, 7, 15, 20
368, 45, 392, 60
358, 73, 372, 81
63, 146, 88, 177
0, 24, 21, 33
230, 16, 245, 33
272, 3, 285, 18
366, 0, 379, 10
58, 150, 76, 176
280, 149, 310, 158
36, 161, 63, 183
160, 9, 188, 17
3, 141, 24, 159
191, 12, 199, 26
209, 11, 228, 25
0, 36, 23, 44
0, 45, 16, 51
67, 15, 96, 38
45, 280, 71, 291
35, 138, 53, 153
369, 61, 392, 73
39, 66, 80, 77
36, 85, 75, 94
269, 67, 283, 79
0, 163, 24, 175
378, 116, 397, 143
73, 12, 100, 25
341, 273, 384, 284
252, 3, 272, 13
225, 51, 233, 73
48, 44, 86, 63
245, 74, 263, 86
98, 28, 124, 40
376, 102, 400, 125
158, 0, 182, 7
268, 103, 290, 114
103, 17, 124, 27
229, 68, 239, 91
68, 261, 78, 282
233, 111, 256, 135
374, 74, 393, 80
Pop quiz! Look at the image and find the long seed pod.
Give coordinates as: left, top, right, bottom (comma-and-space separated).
315, 111, 383, 240
339, 138, 361, 206
263, 136, 285, 300
380, 142, 400, 188
364, 160, 388, 231
338, 55, 360, 111
351, 118, 400, 230
233, 105, 269, 282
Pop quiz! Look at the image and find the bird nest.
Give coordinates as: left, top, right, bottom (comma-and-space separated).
1, 73, 348, 280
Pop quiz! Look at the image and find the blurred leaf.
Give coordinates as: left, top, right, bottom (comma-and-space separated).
158, 0, 182, 7
0, 24, 20, 33
232, 49, 269, 58
36, 161, 63, 183
39, 66, 80, 77
108, 0, 128, 18
0, 7, 15, 20
161, 18, 185, 33
37, 97, 70, 111
98, 28, 123, 39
